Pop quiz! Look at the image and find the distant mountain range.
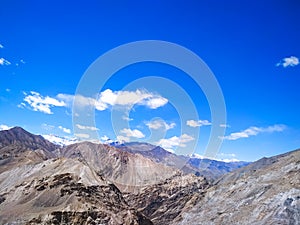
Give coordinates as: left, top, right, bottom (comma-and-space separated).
0, 126, 299, 224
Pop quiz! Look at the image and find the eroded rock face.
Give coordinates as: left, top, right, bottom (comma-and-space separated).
59, 142, 177, 192
1, 128, 299, 224
0, 158, 152, 225
124, 173, 210, 225
176, 149, 300, 225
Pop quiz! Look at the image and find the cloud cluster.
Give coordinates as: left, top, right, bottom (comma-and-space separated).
221, 124, 286, 141
21, 91, 66, 114
0, 57, 11, 66
41, 123, 71, 134
116, 128, 145, 143
276, 56, 299, 68
0, 124, 12, 131
146, 119, 176, 130
76, 124, 99, 131
186, 119, 211, 127
156, 134, 194, 153
95, 89, 168, 110
22, 89, 168, 115
120, 128, 145, 138
58, 125, 71, 134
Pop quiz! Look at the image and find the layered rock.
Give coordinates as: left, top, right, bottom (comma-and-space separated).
0, 157, 152, 225
176, 149, 300, 225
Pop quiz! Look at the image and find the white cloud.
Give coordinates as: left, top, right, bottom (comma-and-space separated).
0, 44, 3, 48
57, 89, 167, 111
221, 124, 286, 141
220, 124, 230, 128
122, 115, 133, 121
156, 134, 194, 152
41, 123, 55, 131
100, 135, 110, 141
0, 124, 12, 131
276, 56, 299, 68
76, 124, 99, 131
186, 119, 211, 127
190, 152, 240, 162
146, 120, 176, 130
120, 128, 145, 138
22, 91, 66, 114
0, 58, 11, 66
22, 89, 167, 114
5, 88, 10, 92
117, 135, 130, 143
96, 89, 168, 110
58, 125, 71, 134
75, 133, 90, 139
143, 97, 168, 109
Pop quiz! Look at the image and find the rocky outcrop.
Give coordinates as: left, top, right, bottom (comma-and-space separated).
1, 127, 299, 224
124, 172, 210, 225
117, 142, 249, 181
175, 149, 300, 225
59, 142, 177, 192
0, 157, 152, 224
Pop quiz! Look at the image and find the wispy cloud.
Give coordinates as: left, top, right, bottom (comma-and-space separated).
41, 123, 55, 131
21, 89, 167, 115
0, 124, 12, 131
58, 89, 168, 111
117, 135, 130, 143
75, 133, 90, 139
58, 125, 71, 134
0, 44, 3, 48
156, 134, 194, 153
276, 56, 299, 68
120, 128, 145, 138
220, 124, 286, 141
0, 58, 11, 66
42, 123, 70, 134
146, 119, 176, 130
76, 124, 99, 131
122, 115, 133, 121
220, 124, 230, 128
190, 152, 240, 162
186, 119, 211, 127
21, 91, 66, 114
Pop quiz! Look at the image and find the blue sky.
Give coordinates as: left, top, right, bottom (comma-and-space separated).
0, 0, 300, 161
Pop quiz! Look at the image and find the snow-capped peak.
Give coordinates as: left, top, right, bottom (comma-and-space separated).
42, 134, 79, 146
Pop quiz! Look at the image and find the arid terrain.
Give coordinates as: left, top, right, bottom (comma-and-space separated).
0, 127, 299, 224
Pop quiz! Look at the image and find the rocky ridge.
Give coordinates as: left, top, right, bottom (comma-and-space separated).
0, 127, 299, 224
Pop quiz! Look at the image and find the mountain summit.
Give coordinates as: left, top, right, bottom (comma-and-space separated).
0, 127, 299, 224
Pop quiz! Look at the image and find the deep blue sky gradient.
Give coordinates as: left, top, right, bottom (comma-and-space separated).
0, 0, 300, 161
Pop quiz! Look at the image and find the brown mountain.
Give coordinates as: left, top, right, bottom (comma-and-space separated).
58, 142, 178, 192
117, 142, 249, 181
0, 127, 57, 152
0, 157, 152, 224
0, 127, 58, 173
174, 149, 300, 225
1, 127, 299, 224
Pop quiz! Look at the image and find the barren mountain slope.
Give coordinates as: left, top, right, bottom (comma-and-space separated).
176, 149, 300, 225
0, 127, 58, 173
0, 157, 152, 225
117, 142, 249, 181
124, 173, 210, 225
59, 142, 177, 192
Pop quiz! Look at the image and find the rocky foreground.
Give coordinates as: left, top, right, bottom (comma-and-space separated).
0, 127, 299, 224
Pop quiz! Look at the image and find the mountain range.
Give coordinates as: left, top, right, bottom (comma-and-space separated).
0, 127, 299, 224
